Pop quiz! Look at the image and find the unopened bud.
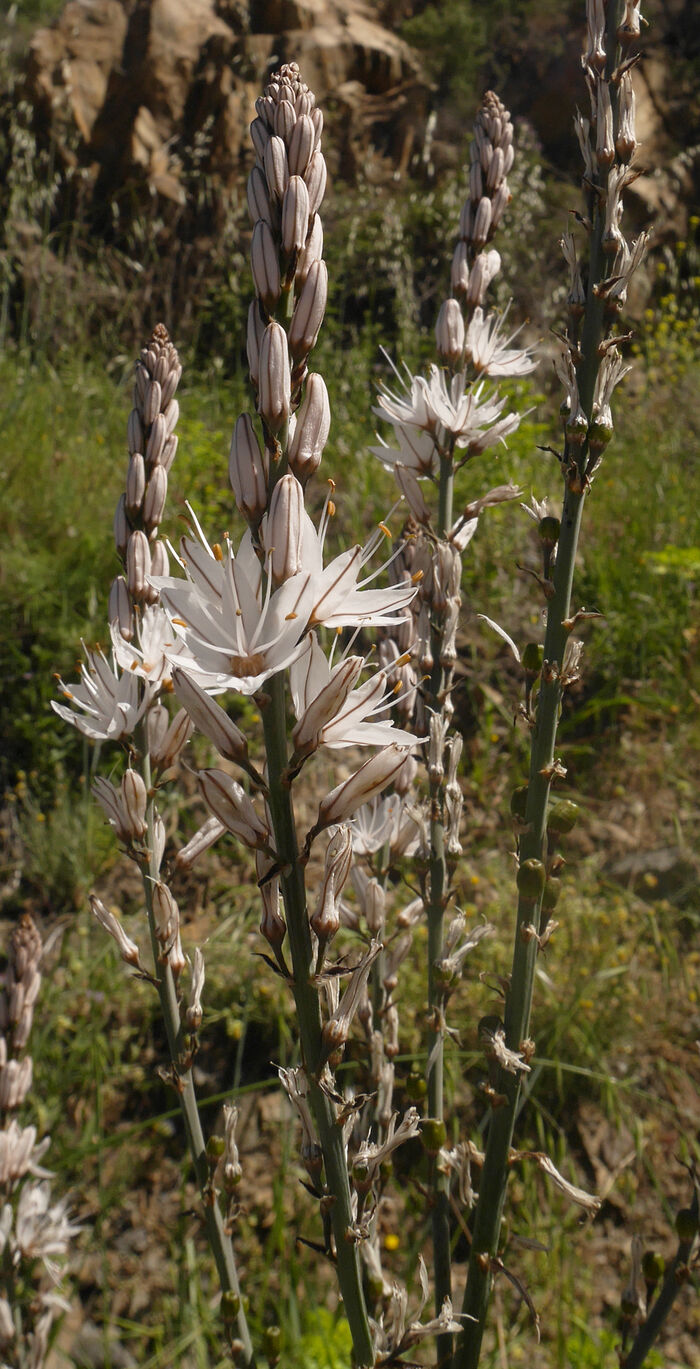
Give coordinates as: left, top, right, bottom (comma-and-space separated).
264, 134, 289, 202
316, 746, 409, 830
198, 769, 269, 848
109, 575, 133, 641
247, 301, 265, 387
282, 175, 310, 255
126, 529, 152, 601
435, 298, 465, 365
126, 453, 146, 517
150, 707, 193, 769
304, 148, 327, 216
127, 407, 143, 456
172, 667, 250, 766
114, 493, 130, 558
247, 165, 272, 225
288, 113, 315, 176
297, 214, 323, 287
258, 322, 291, 431
120, 768, 148, 840
268, 473, 304, 582
251, 219, 281, 313
289, 258, 327, 360
472, 197, 493, 248
229, 413, 268, 522
146, 411, 168, 468
150, 538, 169, 579
287, 373, 330, 481
143, 464, 168, 533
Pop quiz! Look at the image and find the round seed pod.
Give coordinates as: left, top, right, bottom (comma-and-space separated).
548, 800, 579, 834
516, 858, 546, 900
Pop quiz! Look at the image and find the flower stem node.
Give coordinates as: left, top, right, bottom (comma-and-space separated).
516, 858, 546, 901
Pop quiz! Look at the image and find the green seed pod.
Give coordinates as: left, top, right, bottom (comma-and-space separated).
206, 1134, 226, 1162
263, 1325, 281, 1363
548, 800, 579, 834
406, 1071, 428, 1102
675, 1208, 699, 1242
516, 858, 546, 900
510, 785, 529, 820
538, 515, 561, 545
541, 876, 562, 912
421, 1119, 447, 1155
221, 1290, 241, 1321
641, 1250, 665, 1285
521, 642, 543, 675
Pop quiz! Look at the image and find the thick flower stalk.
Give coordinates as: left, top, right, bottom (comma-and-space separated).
455, 5, 648, 1365
53, 328, 255, 1365
371, 90, 534, 1357
0, 915, 80, 1368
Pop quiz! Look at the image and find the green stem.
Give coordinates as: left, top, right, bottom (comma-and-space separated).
454, 479, 585, 1369
139, 740, 256, 1366
261, 672, 375, 1368
622, 1194, 699, 1369
425, 449, 455, 1366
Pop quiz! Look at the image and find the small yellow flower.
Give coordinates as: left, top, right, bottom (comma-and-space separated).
384, 1233, 400, 1252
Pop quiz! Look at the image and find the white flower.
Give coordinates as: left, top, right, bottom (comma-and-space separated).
290, 634, 418, 753
110, 603, 190, 688
0, 1122, 51, 1187
297, 509, 418, 629
13, 1182, 81, 1279
375, 363, 518, 456
52, 644, 147, 741
465, 306, 538, 378
153, 520, 314, 695
348, 793, 419, 857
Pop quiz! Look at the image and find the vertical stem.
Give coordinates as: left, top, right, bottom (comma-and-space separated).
623, 1192, 699, 1369
261, 672, 375, 1369
454, 483, 585, 1369
426, 450, 455, 1366
139, 741, 256, 1366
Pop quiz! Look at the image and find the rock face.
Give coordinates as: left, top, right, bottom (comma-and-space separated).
24, 0, 427, 222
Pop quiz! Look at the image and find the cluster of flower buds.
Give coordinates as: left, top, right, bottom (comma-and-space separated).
0, 915, 42, 1111
435, 90, 514, 363
0, 916, 80, 1367
241, 61, 330, 499
111, 325, 181, 637
559, 0, 647, 483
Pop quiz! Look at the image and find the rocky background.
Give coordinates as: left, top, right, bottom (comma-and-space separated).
1, 0, 699, 349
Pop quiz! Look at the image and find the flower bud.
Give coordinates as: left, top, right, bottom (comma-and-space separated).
109, 574, 134, 642
172, 667, 250, 766
466, 248, 501, 308
198, 769, 269, 848
251, 219, 281, 313
258, 321, 291, 431
296, 212, 324, 287
288, 113, 315, 176
393, 462, 431, 525
90, 894, 142, 967
159, 432, 178, 473
120, 768, 148, 840
274, 96, 296, 140
229, 413, 268, 522
268, 473, 304, 582
127, 407, 143, 456
152, 880, 180, 952
145, 378, 162, 425
472, 196, 493, 248
247, 300, 265, 387
281, 175, 310, 255
150, 538, 169, 579
151, 707, 193, 769
435, 298, 465, 365
264, 133, 289, 202
287, 373, 330, 481
146, 411, 167, 467
143, 464, 168, 533
289, 258, 327, 360
249, 115, 270, 162
247, 165, 272, 225
451, 240, 470, 296
304, 148, 327, 216
316, 746, 410, 830
114, 493, 130, 558
490, 180, 511, 231
126, 529, 152, 601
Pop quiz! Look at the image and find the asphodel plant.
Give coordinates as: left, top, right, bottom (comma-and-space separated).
455, 2, 650, 1365
51, 5, 671, 1367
